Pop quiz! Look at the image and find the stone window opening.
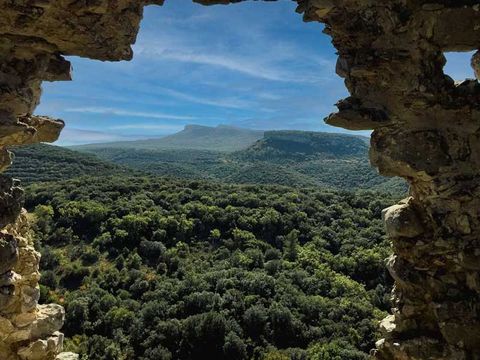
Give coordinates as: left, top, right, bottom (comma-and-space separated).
1, 2, 480, 360
443, 50, 479, 83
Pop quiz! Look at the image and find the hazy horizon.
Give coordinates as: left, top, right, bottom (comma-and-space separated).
60, 123, 376, 148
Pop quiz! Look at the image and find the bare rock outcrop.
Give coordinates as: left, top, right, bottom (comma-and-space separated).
300, 1, 480, 358
303, 0, 480, 359
54, 353, 78, 360
0, 211, 65, 360
0, 1, 479, 359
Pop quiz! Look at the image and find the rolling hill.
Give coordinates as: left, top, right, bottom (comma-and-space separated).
75, 129, 406, 193
233, 130, 369, 161
6, 129, 406, 193
73, 124, 264, 152
5, 143, 133, 184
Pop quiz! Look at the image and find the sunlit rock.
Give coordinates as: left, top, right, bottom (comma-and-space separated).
55, 353, 79, 360
382, 199, 424, 239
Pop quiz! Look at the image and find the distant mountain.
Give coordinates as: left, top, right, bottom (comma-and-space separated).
75, 130, 406, 193
5, 143, 133, 184
73, 124, 264, 152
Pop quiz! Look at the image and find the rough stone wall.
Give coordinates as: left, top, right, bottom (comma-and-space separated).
0, 0, 479, 359
0, 45, 67, 360
306, 2, 480, 358
0, 2, 167, 357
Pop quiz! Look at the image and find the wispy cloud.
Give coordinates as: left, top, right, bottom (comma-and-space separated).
56, 127, 136, 146
110, 123, 184, 131
137, 46, 329, 83
134, 16, 334, 85
156, 87, 253, 109
65, 107, 198, 120
158, 51, 289, 82
38, 1, 348, 143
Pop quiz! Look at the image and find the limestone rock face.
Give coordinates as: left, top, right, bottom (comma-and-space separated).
382, 199, 424, 239
0, 211, 64, 360
0, 176, 23, 228
298, 1, 480, 359
0, 234, 19, 275
55, 354, 79, 360
472, 51, 480, 81
17, 332, 64, 360
0, 1, 479, 360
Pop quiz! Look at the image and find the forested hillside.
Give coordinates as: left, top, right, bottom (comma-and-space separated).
27, 176, 397, 360
6, 143, 132, 183
7, 129, 403, 359
6, 134, 405, 192
75, 131, 406, 193
235, 131, 369, 161
6, 131, 405, 360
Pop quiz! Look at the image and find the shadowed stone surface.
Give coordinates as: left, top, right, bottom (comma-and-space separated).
0, 0, 479, 359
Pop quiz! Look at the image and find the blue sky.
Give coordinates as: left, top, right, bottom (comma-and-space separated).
35, 1, 475, 146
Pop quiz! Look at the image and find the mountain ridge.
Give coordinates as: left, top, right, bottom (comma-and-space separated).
6, 127, 404, 192
72, 124, 264, 152
73, 128, 405, 193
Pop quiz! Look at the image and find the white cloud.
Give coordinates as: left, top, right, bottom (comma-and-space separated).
110, 124, 184, 131
55, 128, 137, 146
156, 87, 253, 109
134, 24, 334, 84
158, 51, 289, 81
256, 92, 283, 101
138, 46, 330, 83
65, 107, 198, 120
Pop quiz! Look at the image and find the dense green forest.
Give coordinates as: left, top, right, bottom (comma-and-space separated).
26, 176, 398, 360
7, 128, 404, 359
6, 144, 132, 183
